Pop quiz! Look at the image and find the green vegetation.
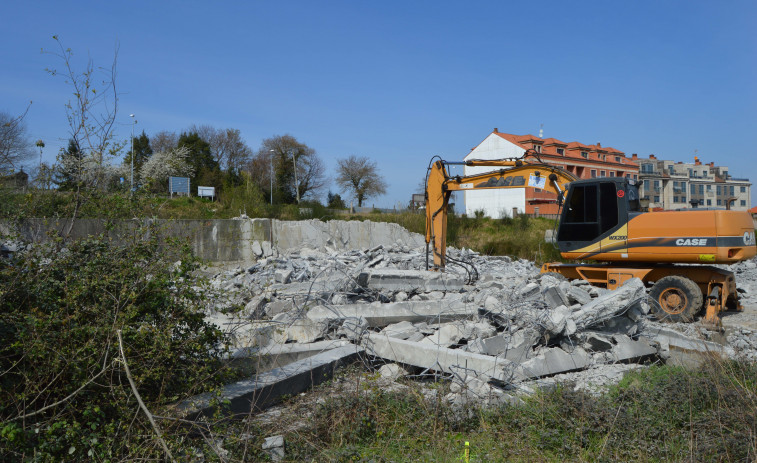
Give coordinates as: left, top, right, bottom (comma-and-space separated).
277, 359, 757, 462
0, 225, 238, 461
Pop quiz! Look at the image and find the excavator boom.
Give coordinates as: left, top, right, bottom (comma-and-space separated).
424, 155, 577, 269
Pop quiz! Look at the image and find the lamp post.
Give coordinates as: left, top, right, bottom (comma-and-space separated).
291, 149, 299, 203
269, 149, 274, 205
129, 114, 137, 192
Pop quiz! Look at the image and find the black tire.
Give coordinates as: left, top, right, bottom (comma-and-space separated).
649, 275, 703, 323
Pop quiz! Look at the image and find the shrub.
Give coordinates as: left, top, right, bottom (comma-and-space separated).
0, 225, 232, 460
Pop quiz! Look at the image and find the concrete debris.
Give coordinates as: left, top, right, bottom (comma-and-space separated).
358, 268, 463, 293
194, 222, 757, 413
262, 435, 285, 462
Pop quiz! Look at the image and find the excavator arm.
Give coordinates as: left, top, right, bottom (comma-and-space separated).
425, 155, 577, 270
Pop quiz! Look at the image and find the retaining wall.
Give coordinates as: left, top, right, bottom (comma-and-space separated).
1, 218, 425, 262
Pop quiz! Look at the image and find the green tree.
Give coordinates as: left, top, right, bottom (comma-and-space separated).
327, 191, 346, 209
54, 138, 83, 191
250, 134, 326, 204
124, 130, 153, 179
177, 131, 220, 192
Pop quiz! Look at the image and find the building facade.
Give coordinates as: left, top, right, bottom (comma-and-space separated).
463, 129, 638, 217
637, 156, 751, 211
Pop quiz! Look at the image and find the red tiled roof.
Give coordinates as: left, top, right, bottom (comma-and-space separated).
750, 206, 757, 214
490, 131, 636, 166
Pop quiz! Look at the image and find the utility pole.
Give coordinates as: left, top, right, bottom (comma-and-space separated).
269, 149, 274, 205
129, 114, 137, 192
291, 149, 299, 203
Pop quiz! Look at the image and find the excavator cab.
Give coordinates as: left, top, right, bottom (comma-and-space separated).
556, 177, 639, 255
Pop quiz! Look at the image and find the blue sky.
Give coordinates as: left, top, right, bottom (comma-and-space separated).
2, 1, 756, 207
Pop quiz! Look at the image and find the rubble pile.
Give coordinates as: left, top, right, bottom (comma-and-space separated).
197, 234, 757, 411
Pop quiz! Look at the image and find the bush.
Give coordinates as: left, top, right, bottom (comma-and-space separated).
0, 225, 232, 460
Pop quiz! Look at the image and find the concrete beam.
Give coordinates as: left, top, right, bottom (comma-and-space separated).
361, 334, 520, 382
357, 269, 463, 293
172, 345, 364, 419
306, 298, 474, 327
230, 340, 351, 372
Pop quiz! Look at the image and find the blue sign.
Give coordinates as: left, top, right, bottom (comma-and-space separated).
169, 177, 190, 196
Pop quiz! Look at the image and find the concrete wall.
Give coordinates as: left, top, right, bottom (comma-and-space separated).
1, 218, 425, 262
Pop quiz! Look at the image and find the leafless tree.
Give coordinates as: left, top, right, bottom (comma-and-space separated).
0, 108, 35, 175
45, 36, 122, 192
150, 131, 179, 154
249, 134, 327, 203
189, 125, 252, 173
335, 155, 388, 207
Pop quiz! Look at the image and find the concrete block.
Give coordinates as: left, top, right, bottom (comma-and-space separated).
378, 363, 409, 381
545, 305, 572, 335
265, 299, 294, 318
572, 278, 646, 330
306, 299, 474, 328
381, 321, 419, 339
567, 286, 592, 305
274, 268, 293, 284
610, 334, 659, 363
519, 282, 540, 298
419, 324, 465, 347
518, 347, 591, 379
231, 340, 350, 372
362, 334, 521, 383
544, 286, 570, 309
337, 317, 368, 341
274, 318, 327, 344
244, 295, 267, 319
173, 345, 364, 419
358, 269, 463, 293
263, 435, 285, 462
252, 240, 263, 257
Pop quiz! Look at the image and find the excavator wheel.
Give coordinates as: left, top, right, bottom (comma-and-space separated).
649, 275, 703, 323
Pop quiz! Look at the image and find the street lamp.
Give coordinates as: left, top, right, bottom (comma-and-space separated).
269, 149, 274, 205
129, 114, 137, 192
291, 149, 299, 204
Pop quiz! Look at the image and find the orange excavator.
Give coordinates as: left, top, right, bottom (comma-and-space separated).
425, 153, 757, 326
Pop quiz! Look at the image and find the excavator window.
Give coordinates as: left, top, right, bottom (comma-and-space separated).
558, 181, 619, 243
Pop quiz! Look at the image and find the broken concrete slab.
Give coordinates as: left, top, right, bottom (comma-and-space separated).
273, 318, 328, 344
337, 317, 368, 341
567, 286, 592, 305
609, 334, 659, 363
572, 278, 646, 330
231, 340, 351, 372
262, 435, 285, 462
173, 345, 364, 419
518, 347, 591, 379
418, 324, 465, 347
362, 334, 521, 383
358, 269, 463, 293
543, 286, 570, 309
306, 298, 474, 328
378, 363, 409, 381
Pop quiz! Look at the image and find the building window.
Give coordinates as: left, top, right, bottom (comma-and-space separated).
717, 186, 721, 195
690, 184, 695, 194
741, 200, 747, 206
706, 199, 712, 206
688, 168, 693, 177
654, 196, 660, 203
581, 151, 588, 159
591, 169, 597, 178
644, 179, 650, 190
741, 186, 747, 193
600, 170, 606, 177
535, 145, 541, 153
556, 148, 564, 155
717, 199, 722, 206
641, 163, 654, 173
609, 172, 615, 177
699, 185, 704, 194
706, 185, 712, 192
730, 186, 735, 196
615, 156, 621, 163
633, 174, 638, 180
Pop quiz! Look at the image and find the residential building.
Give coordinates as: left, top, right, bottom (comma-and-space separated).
463, 129, 638, 217
637, 156, 751, 211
